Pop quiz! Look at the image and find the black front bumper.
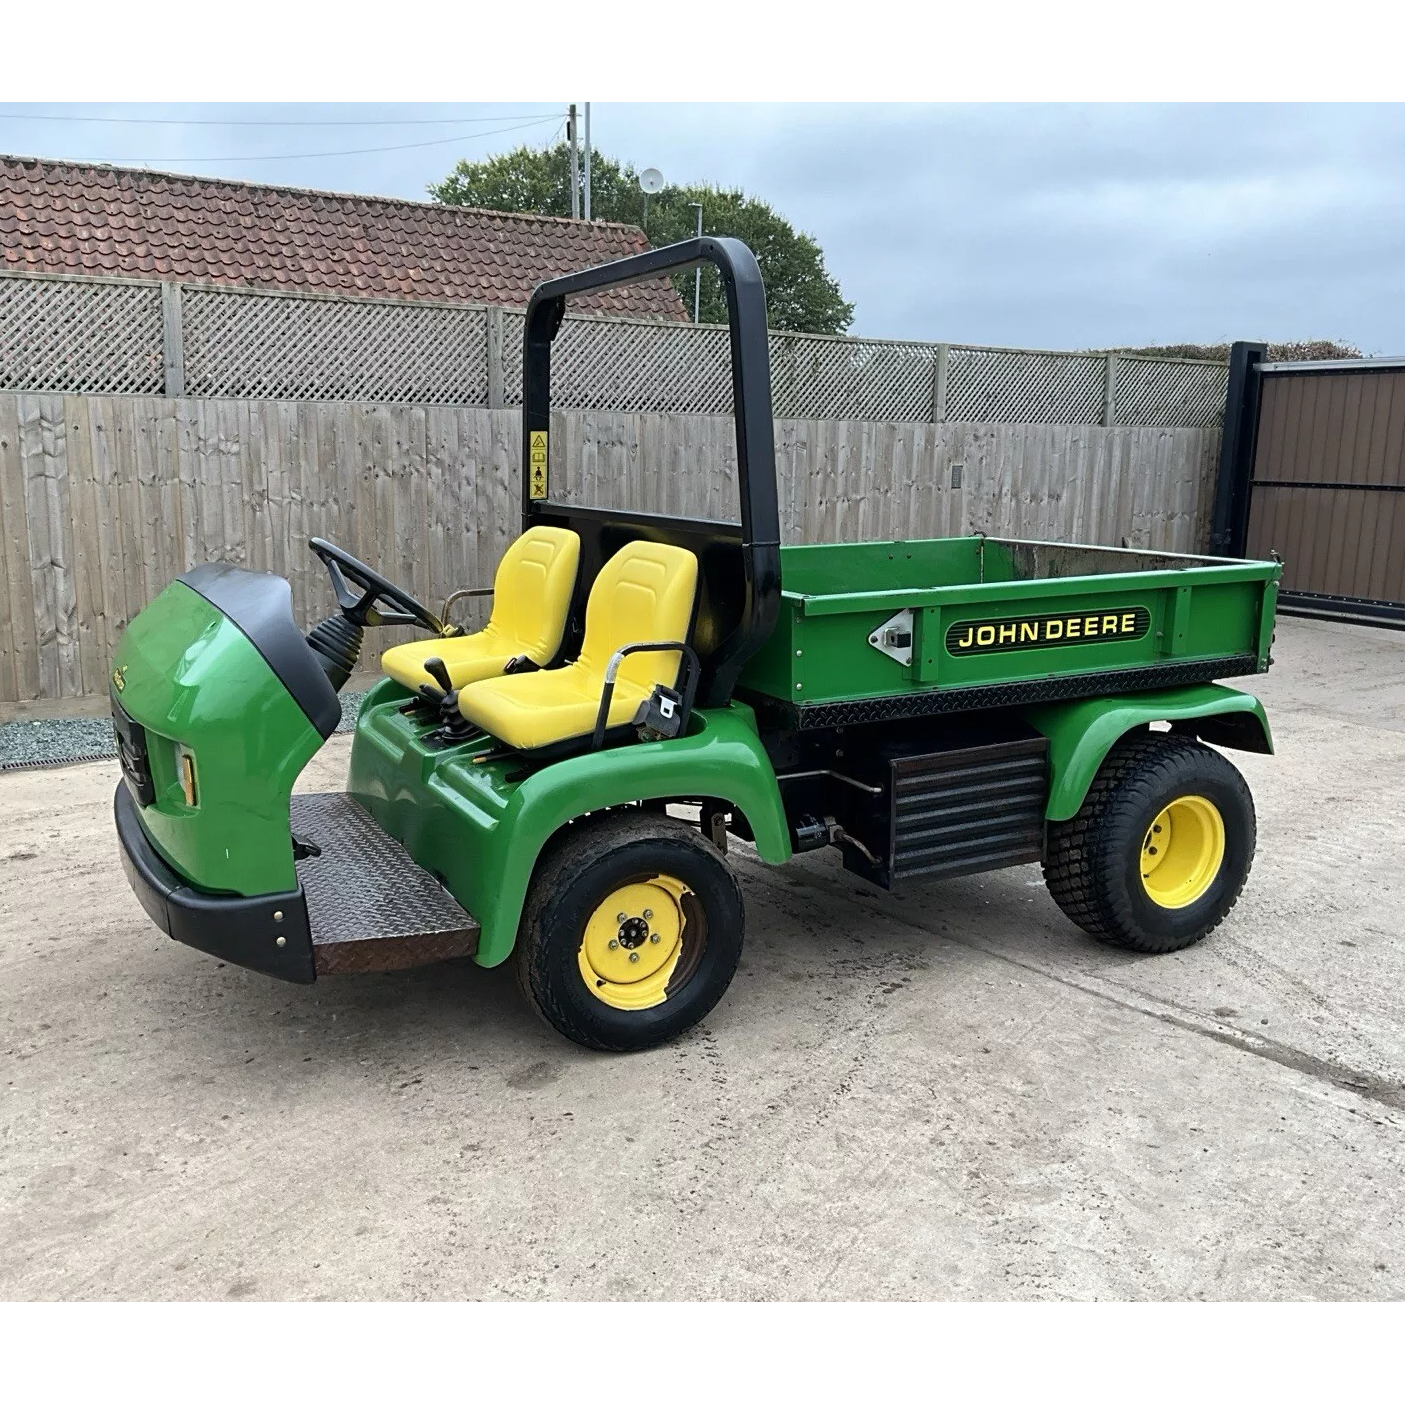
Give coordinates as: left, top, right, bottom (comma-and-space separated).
113, 783, 315, 984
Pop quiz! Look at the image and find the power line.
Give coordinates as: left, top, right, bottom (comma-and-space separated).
0, 109, 564, 128
82, 116, 562, 166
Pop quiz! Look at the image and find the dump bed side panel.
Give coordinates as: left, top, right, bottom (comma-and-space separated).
739, 538, 1280, 716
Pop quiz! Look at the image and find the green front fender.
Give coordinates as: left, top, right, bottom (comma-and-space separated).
349, 694, 791, 966
1022, 684, 1274, 822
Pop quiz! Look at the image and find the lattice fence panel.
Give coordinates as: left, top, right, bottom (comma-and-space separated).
534, 314, 735, 414
0, 274, 163, 394
770, 336, 938, 420
181, 286, 489, 403
0, 271, 1230, 427
1112, 356, 1226, 428
946, 348, 1106, 424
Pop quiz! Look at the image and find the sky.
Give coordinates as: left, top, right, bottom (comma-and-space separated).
3, 101, 1402, 353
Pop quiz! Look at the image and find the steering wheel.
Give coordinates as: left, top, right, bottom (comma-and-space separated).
309, 538, 446, 634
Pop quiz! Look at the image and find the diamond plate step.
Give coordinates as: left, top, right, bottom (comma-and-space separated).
290, 792, 479, 975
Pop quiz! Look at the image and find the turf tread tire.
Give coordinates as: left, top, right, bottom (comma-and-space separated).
1043, 731, 1255, 954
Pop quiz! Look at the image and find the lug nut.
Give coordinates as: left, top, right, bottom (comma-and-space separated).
629, 952, 640, 963
1148, 847, 1158, 855
616, 912, 627, 922
1153, 825, 1162, 834
643, 909, 653, 919
650, 933, 661, 944
608, 939, 619, 950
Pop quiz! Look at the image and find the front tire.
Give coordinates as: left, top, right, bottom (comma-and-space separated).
1043, 732, 1256, 954
516, 811, 745, 1052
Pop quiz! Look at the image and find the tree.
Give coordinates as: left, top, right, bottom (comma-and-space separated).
430, 144, 854, 335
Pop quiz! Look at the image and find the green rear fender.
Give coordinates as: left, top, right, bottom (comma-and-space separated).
1023, 684, 1273, 822
349, 696, 791, 966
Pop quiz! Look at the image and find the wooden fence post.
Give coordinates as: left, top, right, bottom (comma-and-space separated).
932, 343, 950, 423
161, 282, 185, 398
485, 307, 504, 409
1102, 351, 1119, 426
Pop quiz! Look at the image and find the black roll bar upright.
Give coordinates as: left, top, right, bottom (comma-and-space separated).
520, 237, 782, 706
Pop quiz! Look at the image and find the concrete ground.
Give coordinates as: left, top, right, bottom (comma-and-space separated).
1, 615, 1402, 1301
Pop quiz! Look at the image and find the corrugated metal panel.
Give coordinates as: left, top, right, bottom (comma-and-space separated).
1246, 368, 1405, 619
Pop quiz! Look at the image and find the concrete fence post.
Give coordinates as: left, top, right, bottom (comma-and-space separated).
161, 281, 185, 398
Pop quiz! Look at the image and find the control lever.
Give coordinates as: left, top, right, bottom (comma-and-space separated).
422, 655, 477, 746
422, 656, 454, 697
423, 655, 460, 723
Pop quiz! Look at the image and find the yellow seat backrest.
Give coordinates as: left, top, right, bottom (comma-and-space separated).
481, 525, 580, 661
577, 540, 699, 695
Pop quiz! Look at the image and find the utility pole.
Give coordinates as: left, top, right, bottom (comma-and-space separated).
583, 103, 592, 220
688, 201, 703, 321
568, 103, 580, 220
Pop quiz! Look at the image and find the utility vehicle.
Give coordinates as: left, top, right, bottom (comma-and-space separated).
112, 238, 1281, 1051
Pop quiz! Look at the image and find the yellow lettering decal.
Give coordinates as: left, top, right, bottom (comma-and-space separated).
1066, 618, 1081, 638
955, 626, 974, 650
998, 623, 1016, 643
1121, 612, 1136, 633
1084, 615, 1099, 636
1020, 621, 1038, 642
1046, 619, 1063, 640
976, 625, 996, 646
1102, 614, 1119, 634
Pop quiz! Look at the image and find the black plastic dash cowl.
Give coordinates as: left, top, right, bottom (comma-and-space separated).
179, 562, 342, 739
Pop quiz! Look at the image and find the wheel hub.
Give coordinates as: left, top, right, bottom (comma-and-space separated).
616, 916, 650, 950
578, 876, 690, 1010
1140, 794, 1225, 909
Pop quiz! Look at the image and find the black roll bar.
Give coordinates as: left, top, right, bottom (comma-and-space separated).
520, 237, 782, 706
521, 237, 779, 548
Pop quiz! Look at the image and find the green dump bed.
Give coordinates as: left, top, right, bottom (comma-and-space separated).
738, 536, 1281, 728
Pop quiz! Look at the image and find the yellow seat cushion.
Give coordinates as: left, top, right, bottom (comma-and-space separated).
457, 539, 699, 752
380, 526, 579, 691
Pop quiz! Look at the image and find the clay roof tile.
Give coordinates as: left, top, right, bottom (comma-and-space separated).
0, 154, 686, 320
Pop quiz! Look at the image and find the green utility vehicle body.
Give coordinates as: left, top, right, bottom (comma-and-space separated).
109, 235, 1282, 1043
347, 689, 792, 964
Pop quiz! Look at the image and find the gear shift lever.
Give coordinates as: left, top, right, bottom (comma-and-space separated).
422, 656, 454, 696
422, 654, 478, 745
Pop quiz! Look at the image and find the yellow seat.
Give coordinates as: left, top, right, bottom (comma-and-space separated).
380, 526, 580, 692
456, 540, 699, 753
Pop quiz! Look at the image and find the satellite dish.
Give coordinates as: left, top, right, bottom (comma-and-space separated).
638, 167, 664, 194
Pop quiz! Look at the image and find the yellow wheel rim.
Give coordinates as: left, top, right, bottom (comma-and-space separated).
1139, 794, 1225, 909
578, 875, 691, 1010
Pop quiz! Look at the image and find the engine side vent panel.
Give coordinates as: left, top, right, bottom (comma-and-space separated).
887, 736, 1049, 884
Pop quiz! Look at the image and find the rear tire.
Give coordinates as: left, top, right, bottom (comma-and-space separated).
1043, 732, 1255, 954
515, 811, 745, 1052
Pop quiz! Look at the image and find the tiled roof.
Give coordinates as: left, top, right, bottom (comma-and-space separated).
0, 155, 687, 320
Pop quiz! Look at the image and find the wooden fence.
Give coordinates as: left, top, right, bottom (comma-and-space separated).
0, 391, 1221, 707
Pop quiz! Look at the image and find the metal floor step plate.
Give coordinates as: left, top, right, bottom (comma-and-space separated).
290, 792, 479, 975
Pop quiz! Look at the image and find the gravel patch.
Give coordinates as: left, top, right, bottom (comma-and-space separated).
0, 717, 117, 768
0, 691, 368, 771
334, 691, 367, 733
